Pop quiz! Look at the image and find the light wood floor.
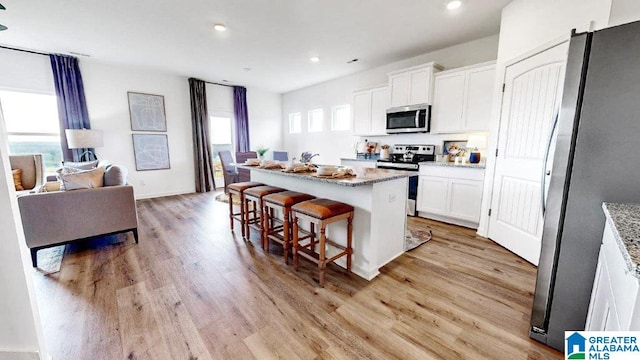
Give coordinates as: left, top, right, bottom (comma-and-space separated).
32, 191, 562, 359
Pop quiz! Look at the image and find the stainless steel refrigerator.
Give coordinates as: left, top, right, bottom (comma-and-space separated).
530, 20, 640, 351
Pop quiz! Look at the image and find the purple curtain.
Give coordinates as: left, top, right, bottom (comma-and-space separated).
233, 86, 250, 152
188, 78, 216, 192
50, 54, 92, 162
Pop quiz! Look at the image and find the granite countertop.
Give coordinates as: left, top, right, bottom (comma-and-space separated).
236, 164, 413, 187
419, 161, 486, 169
602, 202, 640, 278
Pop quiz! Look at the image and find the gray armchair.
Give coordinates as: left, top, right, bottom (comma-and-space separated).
9, 154, 44, 193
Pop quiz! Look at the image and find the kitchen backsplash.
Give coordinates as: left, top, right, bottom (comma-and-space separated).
361, 132, 489, 156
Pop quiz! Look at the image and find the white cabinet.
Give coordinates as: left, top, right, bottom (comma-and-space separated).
388, 62, 443, 107
416, 165, 484, 228
431, 61, 496, 133
341, 159, 377, 168
352, 85, 389, 136
586, 220, 640, 331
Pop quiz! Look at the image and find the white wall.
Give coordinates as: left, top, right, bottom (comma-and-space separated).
247, 87, 283, 157
80, 61, 195, 199
281, 35, 500, 165
609, 0, 640, 27
0, 105, 47, 358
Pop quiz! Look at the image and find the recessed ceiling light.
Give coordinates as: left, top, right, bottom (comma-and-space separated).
213, 23, 227, 32
310, 56, 320, 63
243, 67, 251, 72
446, 0, 462, 10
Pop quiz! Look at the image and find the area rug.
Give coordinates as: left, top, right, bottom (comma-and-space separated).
405, 228, 433, 251
35, 245, 65, 274
215, 192, 241, 205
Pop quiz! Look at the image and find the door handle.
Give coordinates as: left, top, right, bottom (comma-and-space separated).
541, 112, 559, 215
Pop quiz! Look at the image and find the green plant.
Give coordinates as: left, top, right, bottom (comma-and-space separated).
256, 146, 269, 156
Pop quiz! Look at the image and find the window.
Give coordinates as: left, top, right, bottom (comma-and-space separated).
209, 114, 234, 185
331, 104, 351, 131
307, 109, 323, 133
288, 112, 301, 133
0, 90, 62, 173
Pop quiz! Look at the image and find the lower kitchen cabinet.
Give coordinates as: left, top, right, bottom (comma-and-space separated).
416, 165, 484, 228
586, 220, 639, 331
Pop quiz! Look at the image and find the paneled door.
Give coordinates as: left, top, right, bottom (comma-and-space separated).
488, 42, 568, 265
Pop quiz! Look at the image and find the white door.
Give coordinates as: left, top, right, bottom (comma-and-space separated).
389, 73, 409, 107
448, 179, 483, 223
408, 68, 430, 105
488, 42, 568, 265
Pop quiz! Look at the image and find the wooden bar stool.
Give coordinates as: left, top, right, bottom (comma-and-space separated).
243, 185, 286, 243
262, 191, 316, 263
227, 182, 263, 238
291, 199, 354, 287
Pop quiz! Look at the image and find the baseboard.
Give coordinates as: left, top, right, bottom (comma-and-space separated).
0, 351, 41, 360
134, 189, 194, 200
417, 212, 479, 230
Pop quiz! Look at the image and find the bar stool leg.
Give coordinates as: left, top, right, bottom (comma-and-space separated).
347, 213, 353, 272
229, 192, 234, 230
310, 223, 316, 253
241, 196, 248, 239
292, 215, 299, 270
282, 208, 290, 264
262, 204, 270, 250
319, 223, 327, 287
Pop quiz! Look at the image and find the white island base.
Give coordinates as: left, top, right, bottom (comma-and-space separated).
248, 168, 409, 280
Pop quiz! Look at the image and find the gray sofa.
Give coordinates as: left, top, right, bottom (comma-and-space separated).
9, 154, 44, 194
17, 176, 138, 268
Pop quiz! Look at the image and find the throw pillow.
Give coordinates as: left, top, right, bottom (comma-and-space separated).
63, 160, 99, 170
104, 165, 128, 186
12, 169, 24, 191
59, 167, 105, 191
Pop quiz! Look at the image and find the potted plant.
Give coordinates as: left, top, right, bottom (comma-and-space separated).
256, 146, 269, 160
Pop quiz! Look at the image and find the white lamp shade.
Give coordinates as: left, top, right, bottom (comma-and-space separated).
466, 135, 487, 150
65, 129, 103, 149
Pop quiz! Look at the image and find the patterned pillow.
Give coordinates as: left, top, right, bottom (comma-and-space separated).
12, 169, 24, 191
59, 167, 105, 191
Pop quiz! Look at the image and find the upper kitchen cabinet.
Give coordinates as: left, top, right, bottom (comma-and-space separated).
352, 85, 389, 136
431, 61, 496, 133
388, 62, 443, 108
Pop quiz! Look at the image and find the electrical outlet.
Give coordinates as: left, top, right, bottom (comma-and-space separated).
140, 180, 146, 186
388, 194, 396, 203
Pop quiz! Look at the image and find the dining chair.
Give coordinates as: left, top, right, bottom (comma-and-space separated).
235, 151, 258, 182
273, 151, 288, 161
218, 151, 239, 194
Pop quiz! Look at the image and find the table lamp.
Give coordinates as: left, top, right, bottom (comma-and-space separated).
65, 129, 103, 161
466, 135, 487, 164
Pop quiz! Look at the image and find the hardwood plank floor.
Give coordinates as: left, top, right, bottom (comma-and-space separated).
31, 191, 562, 359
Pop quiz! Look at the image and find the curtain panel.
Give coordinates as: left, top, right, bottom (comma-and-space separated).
49, 54, 92, 162
188, 78, 216, 192
233, 86, 250, 152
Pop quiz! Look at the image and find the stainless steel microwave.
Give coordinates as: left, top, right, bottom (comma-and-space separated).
385, 104, 431, 134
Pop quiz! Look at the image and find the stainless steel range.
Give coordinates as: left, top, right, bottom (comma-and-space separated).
377, 144, 435, 216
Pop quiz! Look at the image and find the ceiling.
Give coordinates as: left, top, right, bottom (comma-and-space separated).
0, 0, 511, 93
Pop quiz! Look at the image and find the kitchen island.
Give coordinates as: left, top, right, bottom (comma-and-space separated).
237, 164, 413, 280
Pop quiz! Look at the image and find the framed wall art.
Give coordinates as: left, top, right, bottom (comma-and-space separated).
132, 134, 170, 171
128, 92, 167, 132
